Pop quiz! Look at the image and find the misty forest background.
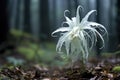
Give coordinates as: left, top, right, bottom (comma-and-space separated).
0, 0, 120, 63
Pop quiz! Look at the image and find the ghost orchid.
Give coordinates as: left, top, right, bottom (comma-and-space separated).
52, 5, 108, 63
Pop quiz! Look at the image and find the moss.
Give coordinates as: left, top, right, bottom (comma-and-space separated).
112, 66, 120, 72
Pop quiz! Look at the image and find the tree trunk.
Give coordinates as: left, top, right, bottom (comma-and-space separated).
24, 0, 30, 33
117, 0, 120, 43
40, 0, 50, 40
0, 0, 9, 53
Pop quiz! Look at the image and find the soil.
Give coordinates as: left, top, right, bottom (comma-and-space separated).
0, 57, 120, 80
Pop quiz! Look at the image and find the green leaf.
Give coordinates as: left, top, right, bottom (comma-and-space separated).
112, 66, 120, 72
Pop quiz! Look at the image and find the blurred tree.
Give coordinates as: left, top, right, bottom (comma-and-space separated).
8, 0, 18, 30
30, 0, 40, 39
117, 0, 120, 43
24, 0, 31, 33
0, 0, 9, 53
40, 0, 50, 40
15, 0, 20, 29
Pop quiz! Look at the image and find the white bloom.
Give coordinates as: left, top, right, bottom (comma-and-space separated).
52, 5, 108, 63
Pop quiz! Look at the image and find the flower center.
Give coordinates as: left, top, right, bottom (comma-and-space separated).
70, 27, 80, 39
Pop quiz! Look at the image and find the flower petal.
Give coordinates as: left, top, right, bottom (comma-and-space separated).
88, 22, 108, 36
72, 17, 77, 26
81, 10, 96, 24
64, 10, 76, 28
51, 27, 70, 37
56, 34, 66, 52
56, 32, 70, 52
64, 10, 71, 23
76, 5, 83, 25
65, 38, 71, 56
83, 27, 105, 49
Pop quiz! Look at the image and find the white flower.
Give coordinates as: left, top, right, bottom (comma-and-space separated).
52, 5, 108, 63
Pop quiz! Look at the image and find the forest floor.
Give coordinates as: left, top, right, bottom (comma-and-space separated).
0, 55, 120, 80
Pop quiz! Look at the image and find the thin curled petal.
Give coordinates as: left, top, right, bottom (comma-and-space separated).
64, 10, 71, 23
56, 35, 66, 52
56, 32, 70, 52
51, 27, 70, 37
81, 10, 97, 24
65, 39, 71, 56
82, 31, 94, 49
83, 27, 105, 49
76, 5, 83, 24
88, 22, 108, 36
64, 10, 75, 28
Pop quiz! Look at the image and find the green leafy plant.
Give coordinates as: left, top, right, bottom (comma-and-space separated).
52, 5, 108, 64
10, 29, 32, 38
112, 66, 120, 72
